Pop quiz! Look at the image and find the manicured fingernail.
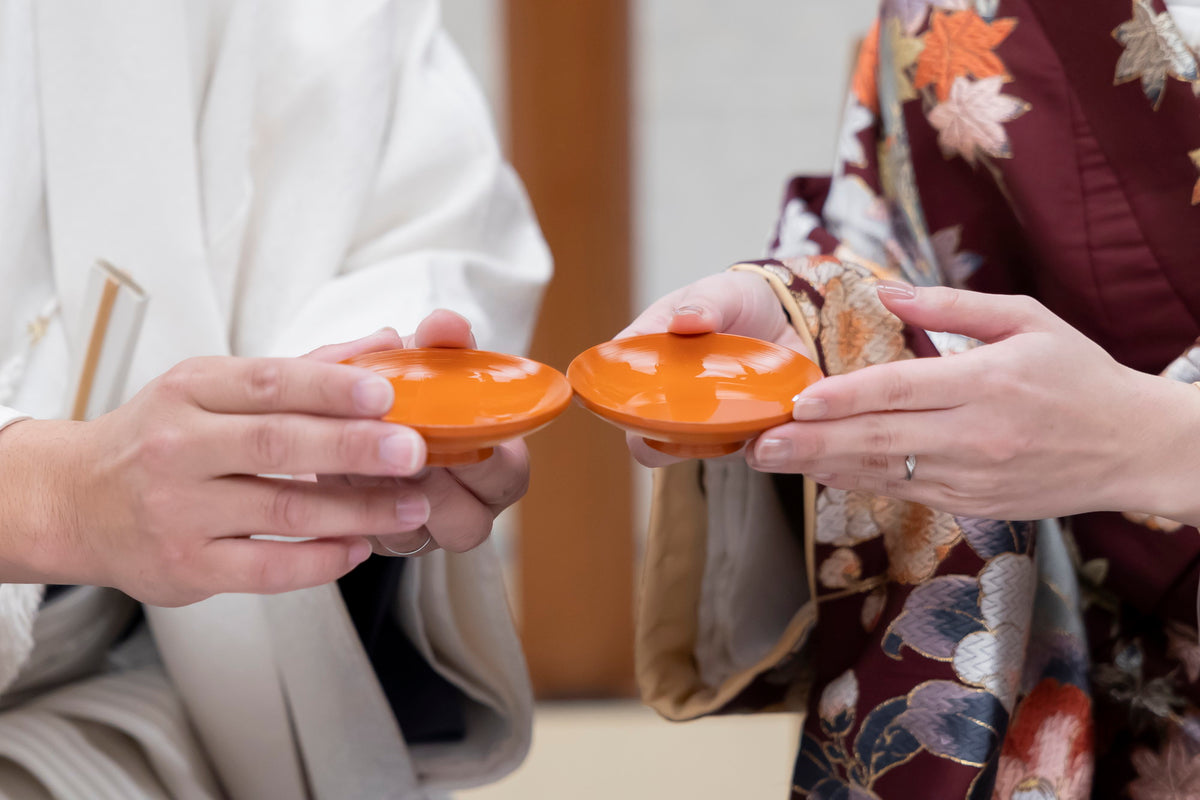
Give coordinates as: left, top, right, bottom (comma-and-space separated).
673, 304, 706, 317
354, 376, 394, 415
792, 395, 828, 420
810, 473, 835, 484
754, 437, 793, 469
876, 280, 916, 300
348, 540, 373, 566
396, 494, 431, 529
380, 431, 424, 473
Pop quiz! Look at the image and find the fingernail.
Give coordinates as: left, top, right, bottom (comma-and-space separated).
347, 540, 373, 566
380, 431, 424, 473
354, 376, 394, 415
792, 395, 828, 420
673, 304, 706, 317
810, 473, 835, 484
754, 437, 793, 470
876, 280, 916, 300
396, 494, 431, 529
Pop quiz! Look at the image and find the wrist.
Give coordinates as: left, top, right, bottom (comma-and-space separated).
1118, 374, 1200, 527
0, 419, 90, 584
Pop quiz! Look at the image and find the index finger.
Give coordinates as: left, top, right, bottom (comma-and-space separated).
170, 356, 395, 418
792, 354, 974, 421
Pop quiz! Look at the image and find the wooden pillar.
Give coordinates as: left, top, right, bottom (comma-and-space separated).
506, 0, 636, 697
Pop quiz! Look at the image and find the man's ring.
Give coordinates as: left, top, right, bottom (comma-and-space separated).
903, 454, 917, 482
383, 533, 434, 557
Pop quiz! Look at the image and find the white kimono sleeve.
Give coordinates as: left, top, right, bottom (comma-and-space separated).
252, 1, 551, 359
0, 408, 47, 695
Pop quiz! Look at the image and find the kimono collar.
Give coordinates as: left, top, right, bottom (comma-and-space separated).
1027, 0, 1200, 327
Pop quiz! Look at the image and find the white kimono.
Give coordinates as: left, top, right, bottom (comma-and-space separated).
0, 0, 549, 797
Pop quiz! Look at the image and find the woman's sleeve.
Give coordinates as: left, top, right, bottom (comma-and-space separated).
636, 253, 912, 722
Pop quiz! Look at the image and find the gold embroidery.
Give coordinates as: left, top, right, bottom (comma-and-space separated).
1191, 149, 1200, 205
1113, 0, 1199, 110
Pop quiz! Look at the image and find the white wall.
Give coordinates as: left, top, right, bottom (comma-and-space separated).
441, 0, 504, 131
633, 0, 879, 307
442, 0, 879, 310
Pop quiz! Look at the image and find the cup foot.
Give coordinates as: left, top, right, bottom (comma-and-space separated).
643, 438, 742, 460
427, 447, 494, 467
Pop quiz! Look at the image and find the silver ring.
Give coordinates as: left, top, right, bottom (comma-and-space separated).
903, 454, 917, 482
382, 533, 434, 557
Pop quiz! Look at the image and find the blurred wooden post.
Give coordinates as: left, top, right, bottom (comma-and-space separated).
506, 0, 636, 697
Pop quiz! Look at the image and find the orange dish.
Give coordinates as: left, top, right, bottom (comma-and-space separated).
567, 332, 823, 459
346, 348, 571, 466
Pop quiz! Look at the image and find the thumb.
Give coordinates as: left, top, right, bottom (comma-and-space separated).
876, 281, 1047, 343
405, 309, 477, 349
618, 271, 787, 341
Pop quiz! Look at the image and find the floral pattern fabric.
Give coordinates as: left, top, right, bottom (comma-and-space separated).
748, 0, 1200, 798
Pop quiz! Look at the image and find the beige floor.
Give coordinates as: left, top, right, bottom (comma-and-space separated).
460, 701, 800, 799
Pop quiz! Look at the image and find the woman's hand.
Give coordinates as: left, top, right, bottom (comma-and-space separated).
745, 281, 1200, 522
619, 271, 812, 466
316, 309, 530, 559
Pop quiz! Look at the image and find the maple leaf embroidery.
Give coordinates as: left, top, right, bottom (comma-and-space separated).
913, 9, 1016, 102
888, 0, 969, 36
1113, 0, 1199, 110
853, 19, 881, 113
886, 17, 926, 104
930, 226, 983, 287
1128, 727, 1200, 800
927, 75, 1029, 165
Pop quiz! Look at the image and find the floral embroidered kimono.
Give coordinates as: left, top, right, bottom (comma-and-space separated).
637, 1, 1200, 798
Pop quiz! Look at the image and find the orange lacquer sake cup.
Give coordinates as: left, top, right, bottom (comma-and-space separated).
345, 348, 572, 466
567, 332, 823, 459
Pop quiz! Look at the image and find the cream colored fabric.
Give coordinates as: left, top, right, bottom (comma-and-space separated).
2, 587, 139, 710
637, 266, 821, 722
695, 461, 810, 690
0, 666, 221, 800
397, 544, 533, 790
636, 461, 816, 722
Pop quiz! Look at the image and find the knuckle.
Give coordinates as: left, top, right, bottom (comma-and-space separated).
247, 361, 286, 408
253, 418, 292, 472
151, 539, 192, 584
884, 372, 914, 408
498, 470, 530, 508
134, 485, 175, 529
158, 361, 198, 398
248, 554, 289, 593
358, 490, 391, 531
137, 426, 187, 470
442, 518, 492, 554
933, 286, 961, 313
492, 457, 531, 509
1014, 294, 1045, 319
791, 430, 824, 461
978, 433, 1019, 465
337, 421, 374, 469
267, 484, 307, 533
860, 453, 890, 472
864, 417, 896, 454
